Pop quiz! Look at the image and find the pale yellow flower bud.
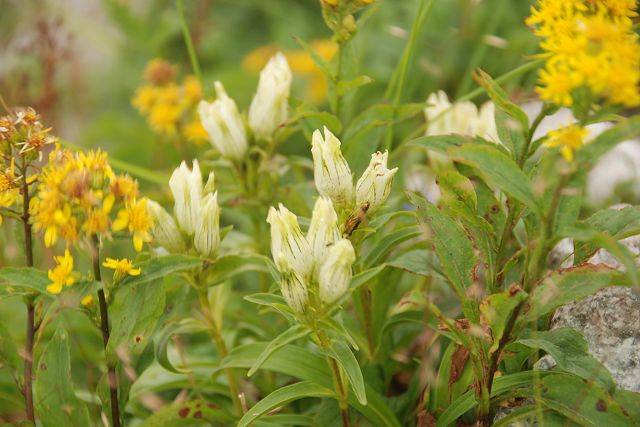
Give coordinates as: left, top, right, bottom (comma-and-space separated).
169, 160, 203, 235
198, 81, 248, 161
147, 199, 185, 253
425, 91, 498, 141
307, 197, 341, 263
277, 255, 308, 313
194, 192, 221, 258
267, 204, 312, 277
204, 171, 216, 195
311, 127, 354, 209
355, 151, 398, 212
249, 52, 292, 141
318, 239, 355, 305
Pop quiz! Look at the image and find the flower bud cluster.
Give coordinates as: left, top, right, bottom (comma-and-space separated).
311, 127, 398, 218
198, 53, 292, 161
148, 160, 220, 258
267, 197, 355, 313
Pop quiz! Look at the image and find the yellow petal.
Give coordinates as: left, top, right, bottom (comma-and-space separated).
129, 268, 141, 276
45, 227, 57, 247
112, 211, 129, 231
134, 234, 143, 252
47, 282, 63, 294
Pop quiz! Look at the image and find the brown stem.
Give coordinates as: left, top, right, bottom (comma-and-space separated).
21, 172, 36, 422
92, 237, 121, 427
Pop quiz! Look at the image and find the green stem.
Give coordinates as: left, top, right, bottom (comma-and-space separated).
92, 236, 121, 427
176, 0, 202, 84
384, 0, 434, 151
317, 330, 349, 427
197, 287, 243, 415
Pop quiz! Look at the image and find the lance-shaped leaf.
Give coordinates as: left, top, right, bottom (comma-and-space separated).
0, 267, 51, 296
238, 381, 334, 427
118, 255, 202, 287
139, 399, 235, 426
450, 144, 539, 213
326, 340, 367, 405
408, 192, 479, 321
524, 264, 632, 323
480, 284, 527, 354
516, 328, 615, 391
35, 328, 91, 427
248, 324, 310, 376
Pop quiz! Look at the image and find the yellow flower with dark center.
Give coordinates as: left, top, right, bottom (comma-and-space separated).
103, 257, 141, 281
47, 249, 76, 294
545, 124, 588, 162
113, 198, 153, 251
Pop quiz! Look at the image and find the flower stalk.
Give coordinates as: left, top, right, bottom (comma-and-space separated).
20, 159, 35, 423
195, 285, 243, 416
92, 236, 121, 427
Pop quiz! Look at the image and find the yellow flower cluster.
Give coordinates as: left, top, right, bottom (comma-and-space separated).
527, 0, 640, 107
243, 40, 337, 104
0, 107, 56, 224
132, 58, 207, 145
30, 146, 153, 251
545, 124, 588, 162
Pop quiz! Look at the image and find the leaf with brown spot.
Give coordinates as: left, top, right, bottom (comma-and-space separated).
449, 345, 469, 387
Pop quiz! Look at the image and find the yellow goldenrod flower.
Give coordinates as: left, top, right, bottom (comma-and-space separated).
47, 249, 76, 294
31, 146, 145, 248
81, 295, 94, 306
149, 102, 181, 135
527, 0, 640, 107
545, 124, 588, 162
183, 76, 202, 105
183, 118, 208, 145
103, 257, 141, 281
112, 198, 153, 251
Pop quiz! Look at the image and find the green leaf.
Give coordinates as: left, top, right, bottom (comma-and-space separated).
238, 381, 334, 427
35, 327, 91, 427
208, 254, 271, 284
574, 206, 640, 263
409, 134, 496, 155
139, 399, 235, 427
0, 319, 20, 376
349, 264, 387, 293
326, 340, 367, 405
387, 249, 440, 278
525, 265, 632, 322
436, 371, 554, 427
438, 169, 477, 212
408, 192, 479, 321
480, 285, 527, 353
0, 267, 51, 296
219, 343, 402, 427
155, 319, 208, 373
474, 69, 529, 157
562, 226, 639, 286
534, 373, 633, 426
516, 328, 615, 391
107, 279, 166, 359
577, 116, 640, 167
451, 144, 539, 212
248, 324, 310, 376
494, 108, 527, 160
362, 225, 422, 267
336, 75, 373, 97
244, 293, 296, 321
118, 255, 202, 288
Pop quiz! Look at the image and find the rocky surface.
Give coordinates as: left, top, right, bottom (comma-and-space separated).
550, 286, 640, 392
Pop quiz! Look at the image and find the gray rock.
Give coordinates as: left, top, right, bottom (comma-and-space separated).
550, 286, 640, 392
